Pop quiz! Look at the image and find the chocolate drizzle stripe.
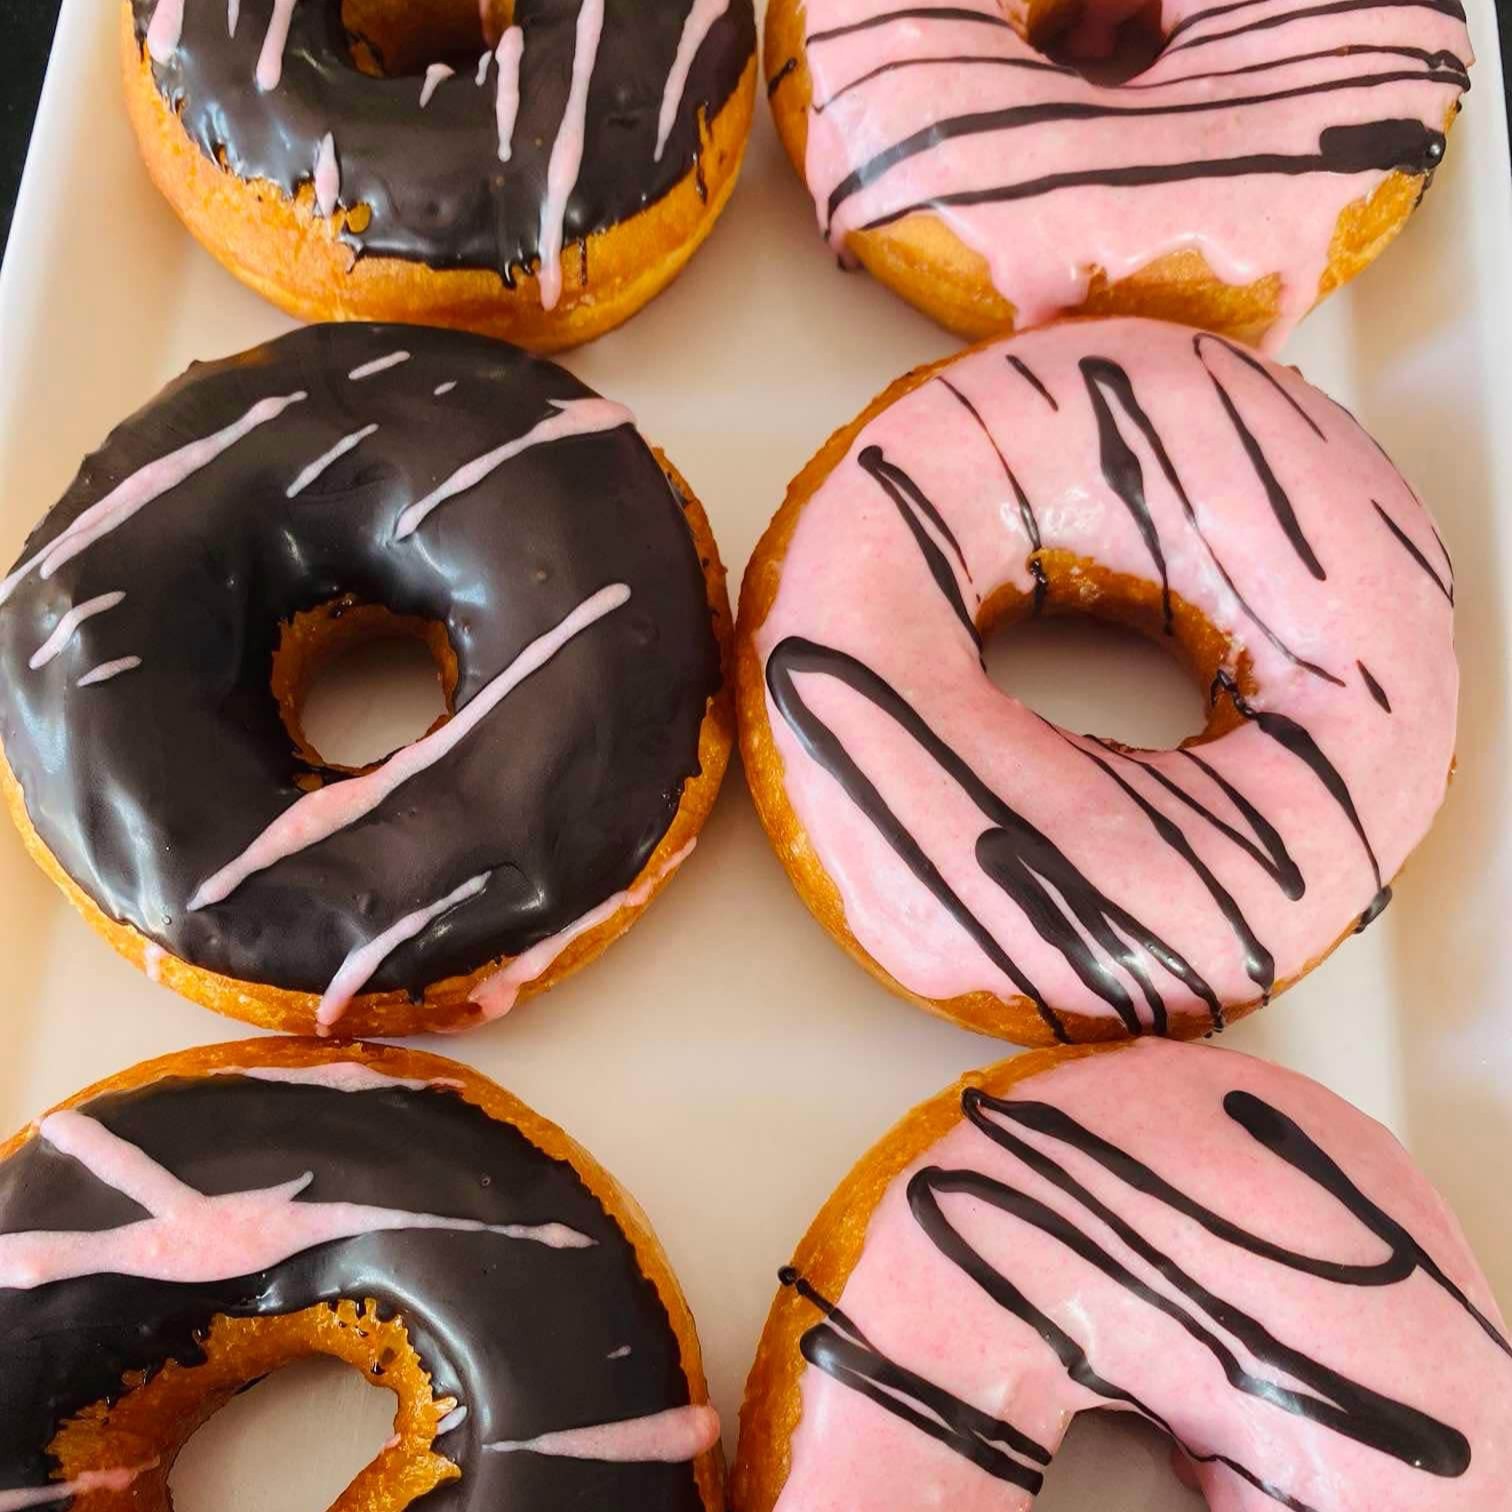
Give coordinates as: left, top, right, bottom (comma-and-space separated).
857, 446, 979, 649
768, 638, 1265, 1037
934, 377, 1047, 612
1164, 0, 1467, 57
823, 73, 1459, 229
857, 121, 1447, 233
767, 55, 798, 96
1193, 332, 1325, 439
1122, 43, 1469, 92
1005, 354, 1058, 411
1372, 499, 1455, 604
1358, 660, 1392, 712
785, 1077, 1507, 1508
1080, 354, 1344, 684
806, 6, 1012, 46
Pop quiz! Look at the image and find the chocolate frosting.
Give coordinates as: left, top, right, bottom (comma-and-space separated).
0, 1071, 704, 1508
0, 322, 722, 995
127, 0, 756, 280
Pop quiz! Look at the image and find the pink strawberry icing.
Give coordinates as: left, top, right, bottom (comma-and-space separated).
752, 318, 1457, 1037
772, 1039, 1511, 1510
794, 0, 1473, 346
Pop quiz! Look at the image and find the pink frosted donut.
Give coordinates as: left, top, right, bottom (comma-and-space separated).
764, 0, 1473, 346
733, 1039, 1512, 1512
736, 317, 1457, 1044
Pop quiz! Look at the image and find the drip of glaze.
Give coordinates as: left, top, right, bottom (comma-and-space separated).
484, 1404, 719, 1462
476, 48, 492, 86
254, 0, 297, 91
142, 942, 166, 983
0, 393, 306, 606
77, 656, 141, 687
537, 0, 605, 311
318, 872, 492, 1031
286, 423, 378, 498
188, 583, 631, 911
227, 0, 238, 36
0, 1109, 592, 1292
393, 397, 633, 538
348, 349, 410, 381
29, 591, 125, 670
495, 26, 524, 162
656, 0, 731, 161
146, 0, 183, 61
313, 131, 339, 217
420, 62, 455, 108
466, 840, 696, 1024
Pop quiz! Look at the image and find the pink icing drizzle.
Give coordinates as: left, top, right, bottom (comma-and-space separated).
142, 942, 165, 983
317, 872, 492, 1032
467, 839, 695, 1023
797, 0, 1473, 345
495, 26, 525, 162
486, 1404, 720, 1462
28, 591, 125, 670
434, 381, 458, 396
654, 0, 729, 161
0, 1465, 155, 1512
287, 422, 377, 498
227, 0, 239, 38
255, 0, 298, 92
420, 62, 455, 108
348, 350, 410, 381
537, 0, 604, 310
436, 1405, 470, 1435
0, 392, 305, 606
313, 130, 340, 217
774, 1040, 1511, 1510
146, 0, 184, 62
753, 318, 1457, 1026
393, 397, 632, 538
476, 49, 492, 87
187, 584, 631, 910
212, 1062, 458, 1094
0, 1108, 591, 1293
77, 656, 141, 687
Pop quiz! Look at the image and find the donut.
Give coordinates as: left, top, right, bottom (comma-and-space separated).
0, 1037, 723, 1510
122, 0, 757, 351
736, 317, 1456, 1044
0, 322, 732, 1037
764, 0, 1472, 346
732, 1037, 1512, 1511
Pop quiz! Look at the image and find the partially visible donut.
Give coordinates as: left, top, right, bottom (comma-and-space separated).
123, 0, 758, 350
764, 0, 1472, 346
733, 1038, 1512, 1511
737, 317, 1456, 1044
0, 322, 732, 1037
0, 1037, 723, 1511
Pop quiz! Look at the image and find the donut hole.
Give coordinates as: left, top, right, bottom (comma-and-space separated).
1034, 1408, 1206, 1509
341, 0, 512, 77
273, 598, 458, 779
44, 1302, 462, 1510
1019, 0, 1168, 87
170, 1358, 396, 1511
977, 548, 1253, 753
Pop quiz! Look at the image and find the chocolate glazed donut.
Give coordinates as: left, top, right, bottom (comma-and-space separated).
122, 0, 758, 349
0, 1039, 723, 1510
0, 322, 732, 1037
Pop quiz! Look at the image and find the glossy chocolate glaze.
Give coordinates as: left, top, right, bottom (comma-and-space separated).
127, 0, 756, 280
0, 1072, 703, 1508
0, 323, 722, 995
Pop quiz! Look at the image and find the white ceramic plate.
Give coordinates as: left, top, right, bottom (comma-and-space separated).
1, 2, 1509, 1505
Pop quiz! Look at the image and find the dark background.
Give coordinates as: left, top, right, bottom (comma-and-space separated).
1, 1, 1510, 260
